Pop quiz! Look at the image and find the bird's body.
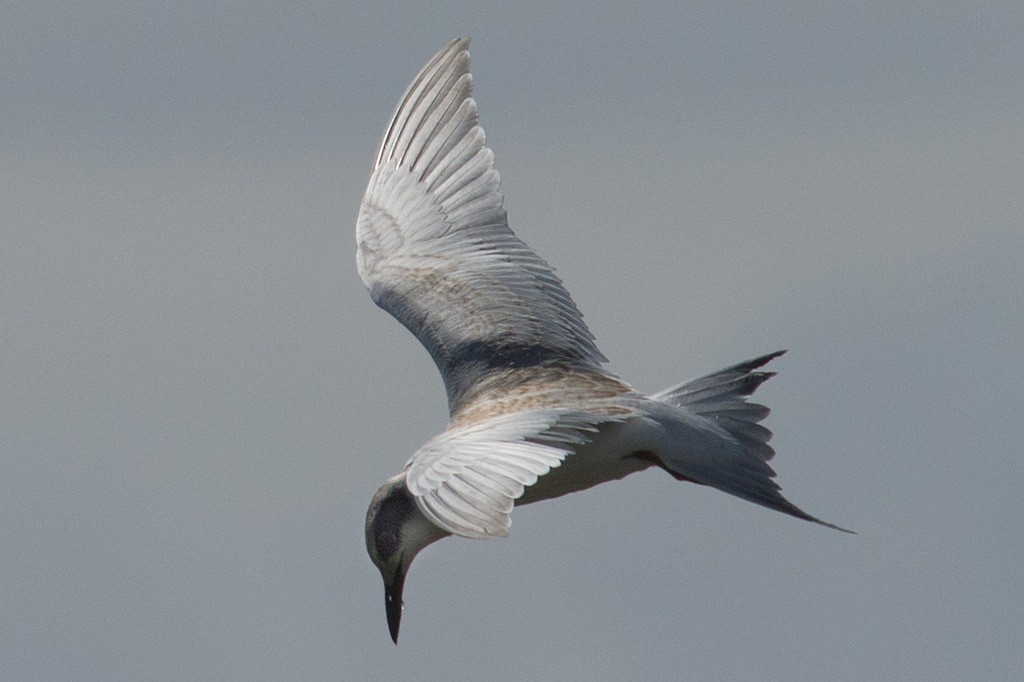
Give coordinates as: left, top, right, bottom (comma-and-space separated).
357, 38, 849, 643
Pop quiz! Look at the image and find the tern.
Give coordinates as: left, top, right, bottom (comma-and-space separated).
358, 38, 850, 643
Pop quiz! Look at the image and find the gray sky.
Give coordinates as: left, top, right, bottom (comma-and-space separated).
3, 2, 1022, 680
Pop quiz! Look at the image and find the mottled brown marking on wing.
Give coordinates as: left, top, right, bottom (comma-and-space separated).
448, 365, 637, 428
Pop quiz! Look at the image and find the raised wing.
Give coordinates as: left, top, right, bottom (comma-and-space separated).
357, 38, 605, 413
404, 410, 621, 538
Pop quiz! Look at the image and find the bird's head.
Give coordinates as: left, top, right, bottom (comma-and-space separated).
365, 473, 449, 643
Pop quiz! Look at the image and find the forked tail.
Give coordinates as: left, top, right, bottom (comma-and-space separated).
650, 351, 853, 533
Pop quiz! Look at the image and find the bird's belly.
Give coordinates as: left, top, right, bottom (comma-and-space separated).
515, 418, 657, 506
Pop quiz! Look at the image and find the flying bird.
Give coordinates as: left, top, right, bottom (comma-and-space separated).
357, 37, 850, 643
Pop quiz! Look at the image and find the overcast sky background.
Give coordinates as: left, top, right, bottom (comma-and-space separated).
3, 3, 1022, 680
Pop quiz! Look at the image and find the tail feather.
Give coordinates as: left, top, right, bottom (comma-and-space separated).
649, 351, 853, 533
651, 350, 785, 461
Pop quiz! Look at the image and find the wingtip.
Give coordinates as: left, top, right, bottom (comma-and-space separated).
445, 36, 471, 54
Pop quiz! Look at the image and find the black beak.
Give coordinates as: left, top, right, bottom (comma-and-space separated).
385, 571, 406, 644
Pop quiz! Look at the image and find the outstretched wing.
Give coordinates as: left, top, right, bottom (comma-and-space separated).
357, 38, 605, 414
404, 410, 624, 539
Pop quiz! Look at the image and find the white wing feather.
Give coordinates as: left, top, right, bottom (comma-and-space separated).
357, 38, 605, 413
404, 411, 616, 538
